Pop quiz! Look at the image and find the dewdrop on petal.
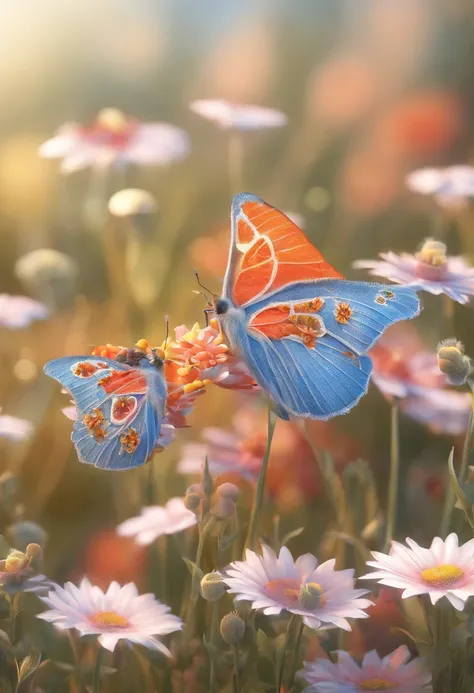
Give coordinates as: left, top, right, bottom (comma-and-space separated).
437, 338, 472, 385
220, 612, 245, 644
200, 572, 226, 602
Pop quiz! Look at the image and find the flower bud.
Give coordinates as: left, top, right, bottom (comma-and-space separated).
299, 582, 326, 610
220, 612, 245, 644
184, 493, 202, 512
417, 238, 447, 267
437, 338, 472, 385
186, 483, 203, 496
108, 189, 157, 218
15, 249, 78, 310
211, 495, 235, 520
215, 482, 239, 503
200, 572, 225, 602
6, 520, 47, 551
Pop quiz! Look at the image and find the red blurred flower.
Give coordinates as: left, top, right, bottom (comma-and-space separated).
374, 91, 464, 159
348, 588, 410, 658
78, 530, 147, 590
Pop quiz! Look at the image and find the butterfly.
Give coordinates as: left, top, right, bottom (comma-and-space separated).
214, 193, 420, 421
43, 349, 167, 470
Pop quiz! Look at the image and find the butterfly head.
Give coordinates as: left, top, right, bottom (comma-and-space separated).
148, 347, 165, 369
214, 298, 229, 315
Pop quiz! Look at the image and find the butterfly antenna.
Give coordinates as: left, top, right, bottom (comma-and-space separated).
194, 269, 217, 300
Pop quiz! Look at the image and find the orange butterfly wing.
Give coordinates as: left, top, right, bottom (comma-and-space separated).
225, 194, 343, 307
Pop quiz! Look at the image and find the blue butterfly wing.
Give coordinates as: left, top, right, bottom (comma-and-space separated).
44, 356, 166, 469
226, 280, 419, 420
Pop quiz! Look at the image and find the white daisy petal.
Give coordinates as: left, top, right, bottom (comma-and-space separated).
222, 544, 371, 631
37, 580, 181, 654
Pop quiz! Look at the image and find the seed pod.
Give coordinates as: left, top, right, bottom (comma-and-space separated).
299, 582, 326, 610
220, 612, 245, 644
200, 572, 225, 602
215, 482, 239, 503
437, 338, 472, 386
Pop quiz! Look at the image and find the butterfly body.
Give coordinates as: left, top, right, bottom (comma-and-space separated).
216, 193, 420, 420
44, 354, 166, 470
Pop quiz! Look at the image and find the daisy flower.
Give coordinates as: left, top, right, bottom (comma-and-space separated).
401, 388, 471, 436
361, 533, 474, 610
299, 645, 431, 692
39, 108, 190, 173
0, 414, 34, 441
0, 294, 48, 329
0, 545, 51, 595
406, 165, 474, 208
37, 578, 182, 653
178, 426, 262, 481
222, 545, 372, 630
117, 497, 197, 546
189, 99, 287, 131
354, 238, 474, 304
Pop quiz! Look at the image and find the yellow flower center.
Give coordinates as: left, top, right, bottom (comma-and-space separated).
416, 239, 447, 267
420, 564, 464, 588
96, 108, 129, 133
89, 611, 129, 628
360, 679, 397, 690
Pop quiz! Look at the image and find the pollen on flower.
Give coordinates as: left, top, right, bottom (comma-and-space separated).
120, 428, 140, 454
359, 679, 397, 690
335, 302, 353, 324
183, 380, 205, 393
420, 564, 464, 588
89, 610, 129, 628
417, 238, 447, 267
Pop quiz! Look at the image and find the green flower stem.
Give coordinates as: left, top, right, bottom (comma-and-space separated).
275, 614, 299, 693
232, 642, 241, 693
287, 620, 304, 692
184, 517, 217, 637
228, 132, 244, 194
245, 408, 277, 552
9, 594, 17, 644
92, 646, 103, 693
209, 602, 219, 693
440, 390, 474, 537
384, 401, 400, 552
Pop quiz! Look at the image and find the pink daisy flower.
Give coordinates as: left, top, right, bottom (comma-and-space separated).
0, 414, 34, 441
407, 165, 474, 208
401, 388, 471, 436
222, 545, 372, 630
0, 294, 48, 329
178, 426, 262, 481
299, 645, 431, 692
37, 578, 182, 653
117, 498, 197, 546
361, 533, 474, 610
39, 108, 189, 173
354, 238, 474, 304
189, 99, 287, 131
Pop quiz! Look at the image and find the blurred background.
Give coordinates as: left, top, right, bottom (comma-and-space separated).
2, 0, 474, 591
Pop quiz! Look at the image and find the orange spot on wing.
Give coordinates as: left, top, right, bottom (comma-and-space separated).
83, 408, 108, 441
120, 428, 140, 454
237, 218, 256, 245
335, 302, 353, 324
232, 200, 343, 306
99, 370, 147, 396
249, 305, 324, 348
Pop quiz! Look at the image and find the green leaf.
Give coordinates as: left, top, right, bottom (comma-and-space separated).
256, 629, 275, 663
201, 456, 214, 496
448, 448, 474, 529
16, 651, 41, 693
0, 629, 13, 653
220, 528, 242, 553
280, 527, 304, 547
182, 558, 204, 583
